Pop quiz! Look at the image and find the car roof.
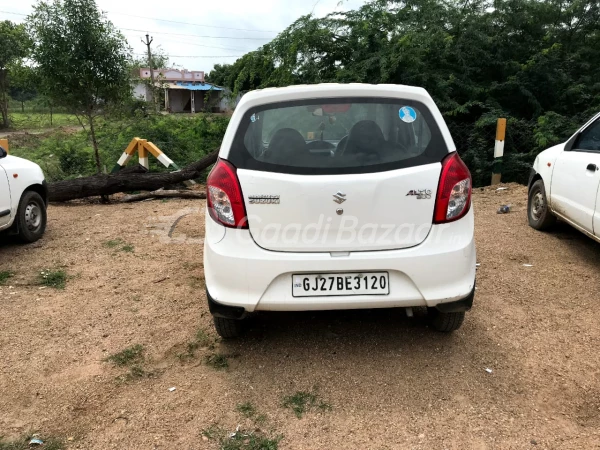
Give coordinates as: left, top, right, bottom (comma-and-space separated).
239, 83, 432, 105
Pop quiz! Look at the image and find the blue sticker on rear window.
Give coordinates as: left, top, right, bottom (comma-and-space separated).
399, 106, 417, 123
250, 113, 256, 123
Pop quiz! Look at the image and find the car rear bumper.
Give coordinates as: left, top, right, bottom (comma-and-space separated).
204, 208, 476, 312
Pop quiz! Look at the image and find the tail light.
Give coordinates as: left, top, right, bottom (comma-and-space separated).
433, 152, 472, 224
206, 159, 248, 228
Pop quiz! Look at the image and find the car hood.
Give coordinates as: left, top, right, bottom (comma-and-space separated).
534, 143, 564, 167
0, 155, 45, 183
0, 154, 43, 172
537, 143, 564, 159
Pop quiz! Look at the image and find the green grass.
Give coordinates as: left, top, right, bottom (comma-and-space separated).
115, 364, 153, 383
188, 329, 211, 351
201, 425, 280, 450
6, 113, 228, 183
205, 353, 229, 370
129, 365, 146, 378
39, 269, 67, 289
254, 414, 268, 425
220, 432, 280, 450
236, 402, 267, 424
0, 435, 63, 450
282, 390, 332, 418
103, 239, 123, 248
179, 329, 212, 360
201, 424, 222, 440
9, 112, 79, 130
236, 402, 257, 418
105, 344, 144, 367
103, 239, 134, 253
0, 270, 14, 285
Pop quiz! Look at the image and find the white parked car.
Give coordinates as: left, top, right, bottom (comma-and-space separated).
0, 145, 48, 243
204, 84, 476, 337
528, 112, 600, 242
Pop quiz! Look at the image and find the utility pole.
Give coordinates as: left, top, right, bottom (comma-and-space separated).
141, 34, 159, 112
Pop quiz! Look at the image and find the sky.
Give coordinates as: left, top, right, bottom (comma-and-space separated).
0, 0, 365, 74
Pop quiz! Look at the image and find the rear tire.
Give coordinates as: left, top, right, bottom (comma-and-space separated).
428, 309, 465, 332
16, 191, 47, 243
528, 179, 556, 231
213, 316, 244, 339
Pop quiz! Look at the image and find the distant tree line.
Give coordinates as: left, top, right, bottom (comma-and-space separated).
207, 0, 600, 185
0, 0, 133, 176
2, 0, 599, 185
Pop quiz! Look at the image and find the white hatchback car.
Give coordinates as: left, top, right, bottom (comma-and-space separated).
0, 145, 48, 243
204, 84, 476, 337
528, 111, 600, 241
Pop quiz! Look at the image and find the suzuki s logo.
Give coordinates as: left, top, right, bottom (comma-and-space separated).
333, 191, 347, 204
406, 189, 432, 199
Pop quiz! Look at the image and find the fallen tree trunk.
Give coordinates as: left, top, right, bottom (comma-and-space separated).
122, 189, 207, 202
48, 149, 218, 202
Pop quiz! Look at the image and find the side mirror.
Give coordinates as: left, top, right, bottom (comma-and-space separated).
0, 146, 6, 158
564, 132, 579, 152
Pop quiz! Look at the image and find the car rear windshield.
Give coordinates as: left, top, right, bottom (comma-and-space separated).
227, 97, 449, 175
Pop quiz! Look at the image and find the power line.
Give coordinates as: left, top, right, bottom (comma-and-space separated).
0, 10, 278, 37
121, 27, 272, 40
107, 11, 278, 34
123, 34, 248, 52
133, 53, 242, 58
0, 10, 26, 16
3, 9, 249, 58
155, 37, 249, 52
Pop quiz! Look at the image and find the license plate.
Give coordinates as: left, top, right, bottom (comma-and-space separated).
292, 272, 390, 297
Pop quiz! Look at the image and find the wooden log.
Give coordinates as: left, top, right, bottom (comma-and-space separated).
48, 149, 218, 202
115, 165, 149, 175
121, 189, 207, 202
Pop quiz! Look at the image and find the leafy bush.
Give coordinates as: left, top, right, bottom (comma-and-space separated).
95, 113, 228, 170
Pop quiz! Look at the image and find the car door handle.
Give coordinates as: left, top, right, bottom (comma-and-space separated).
586, 163, 598, 171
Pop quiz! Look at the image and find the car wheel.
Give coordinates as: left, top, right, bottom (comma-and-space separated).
428, 309, 465, 332
528, 179, 556, 231
213, 316, 244, 339
17, 191, 47, 243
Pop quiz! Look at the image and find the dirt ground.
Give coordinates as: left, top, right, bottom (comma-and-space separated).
1, 183, 599, 449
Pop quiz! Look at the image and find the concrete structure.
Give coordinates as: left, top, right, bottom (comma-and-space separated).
163, 81, 224, 113
133, 68, 227, 113
139, 68, 204, 83
133, 82, 153, 103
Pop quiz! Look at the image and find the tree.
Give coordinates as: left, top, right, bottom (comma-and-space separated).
131, 46, 169, 73
0, 21, 31, 128
28, 0, 132, 173
206, 63, 234, 86
130, 46, 169, 110
215, 0, 600, 185
8, 63, 37, 112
